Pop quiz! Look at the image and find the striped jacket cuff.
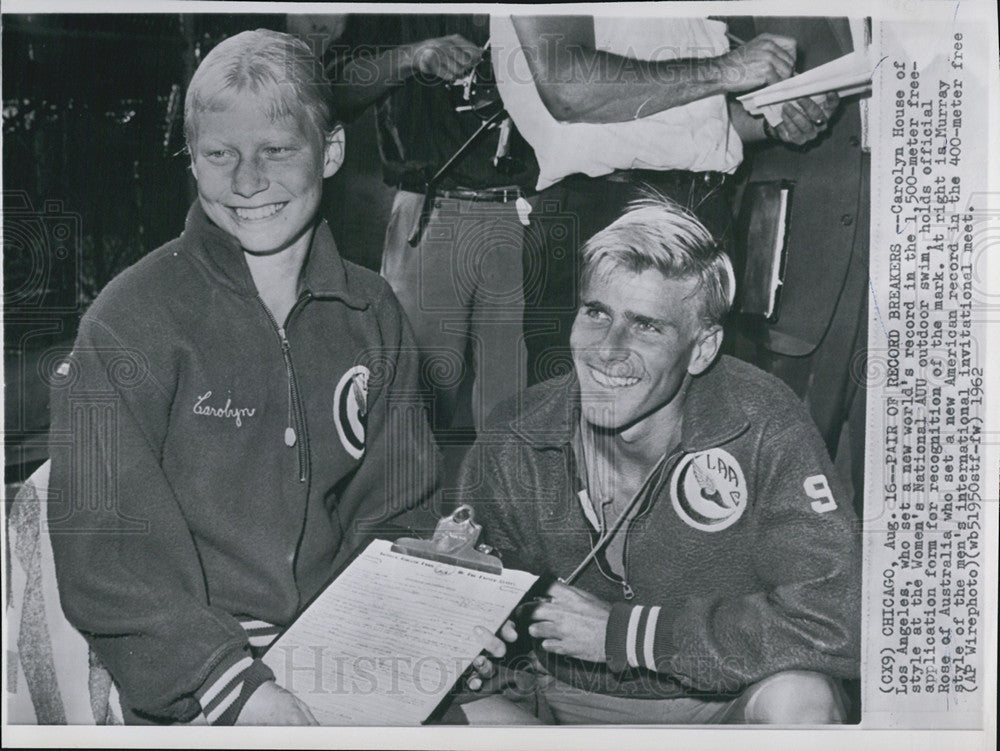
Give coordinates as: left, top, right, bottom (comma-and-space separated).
195, 652, 275, 725
605, 602, 677, 674
239, 618, 282, 652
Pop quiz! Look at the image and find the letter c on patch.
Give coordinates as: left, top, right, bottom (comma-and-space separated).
334, 365, 370, 459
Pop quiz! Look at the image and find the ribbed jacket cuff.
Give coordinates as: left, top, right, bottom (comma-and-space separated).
195, 653, 275, 725
606, 603, 679, 674
606, 602, 634, 673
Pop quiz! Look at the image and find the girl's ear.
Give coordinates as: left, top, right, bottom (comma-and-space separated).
323, 125, 346, 178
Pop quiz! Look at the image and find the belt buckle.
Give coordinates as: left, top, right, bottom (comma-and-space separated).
483, 187, 518, 203
443, 186, 521, 203
703, 172, 726, 188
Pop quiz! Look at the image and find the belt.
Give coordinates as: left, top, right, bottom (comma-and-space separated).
396, 181, 526, 203
603, 169, 730, 189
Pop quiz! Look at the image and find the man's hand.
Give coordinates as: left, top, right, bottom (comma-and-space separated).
716, 34, 797, 92
410, 34, 482, 82
235, 680, 318, 725
528, 582, 612, 663
770, 92, 840, 146
467, 620, 517, 691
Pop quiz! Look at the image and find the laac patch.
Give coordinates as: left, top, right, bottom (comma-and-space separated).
333, 365, 370, 459
669, 448, 747, 532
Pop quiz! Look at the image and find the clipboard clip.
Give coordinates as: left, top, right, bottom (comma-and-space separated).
392, 505, 503, 575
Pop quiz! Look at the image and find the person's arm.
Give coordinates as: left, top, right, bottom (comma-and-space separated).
511, 16, 797, 124
333, 35, 483, 122
285, 13, 348, 58
287, 15, 482, 123
618, 420, 859, 689
46, 309, 292, 724
728, 99, 768, 143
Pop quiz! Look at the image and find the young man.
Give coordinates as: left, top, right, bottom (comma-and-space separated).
460, 198, 861, 723
46, 30, 442, 725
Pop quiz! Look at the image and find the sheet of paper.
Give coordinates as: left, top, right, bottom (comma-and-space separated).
757, 85, 872, 126
261, 539, 538, 725
738, 49, 873, 124
739, 50, 871, 107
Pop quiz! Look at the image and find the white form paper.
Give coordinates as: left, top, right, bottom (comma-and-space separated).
738, 49, 873, 125
261, 539, 538, 725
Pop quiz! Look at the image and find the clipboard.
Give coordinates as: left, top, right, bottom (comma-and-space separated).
391, 504, 503, 574
260, 506, 538, 725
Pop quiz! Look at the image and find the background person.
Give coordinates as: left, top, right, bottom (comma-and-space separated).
291, 13, 539, 435
491, 14, 839, 385
725, 15, 872, 512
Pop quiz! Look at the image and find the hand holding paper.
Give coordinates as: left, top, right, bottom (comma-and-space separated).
466, 620, 517, 692
770, 92, 841, 145
716, 33, 798, 91
738, 48, 873, 127
260, 507, 538, 726
236, 681, 318, 726
261, 539, 537, 725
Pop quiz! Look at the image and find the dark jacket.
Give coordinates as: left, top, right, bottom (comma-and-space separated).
460, 356, 861, 698
329, 14, 539, 191
47, 202, 439, 722
733, 16, 869, 356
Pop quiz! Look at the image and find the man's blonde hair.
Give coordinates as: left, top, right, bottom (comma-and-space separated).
580, 194, 736, 328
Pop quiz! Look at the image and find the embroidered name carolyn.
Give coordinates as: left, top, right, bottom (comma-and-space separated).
193, 391, 256, 427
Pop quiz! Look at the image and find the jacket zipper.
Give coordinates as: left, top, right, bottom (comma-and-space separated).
580, 449, 680, 600
570, 444, 636, 600
588, 531, 635, 600
257, 293, 311, 483
569, 444, 681, 601
618, 450, 683, 601
620, 535, 635, 600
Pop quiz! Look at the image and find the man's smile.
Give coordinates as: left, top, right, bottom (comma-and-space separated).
586, 364, 641, 388
230, 202, 288, 221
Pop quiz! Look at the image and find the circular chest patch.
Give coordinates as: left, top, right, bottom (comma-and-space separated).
669, 448, 747, 532
333, 365, 370, 459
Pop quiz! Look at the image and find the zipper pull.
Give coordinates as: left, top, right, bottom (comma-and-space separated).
277, 324, 295, 447
622, 582, 635, 601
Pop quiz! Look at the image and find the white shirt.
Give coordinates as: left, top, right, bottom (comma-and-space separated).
492, 15, 744, 191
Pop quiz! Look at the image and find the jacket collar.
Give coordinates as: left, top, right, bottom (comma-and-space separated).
521, 356, 750, 453
181, 201, 369, 309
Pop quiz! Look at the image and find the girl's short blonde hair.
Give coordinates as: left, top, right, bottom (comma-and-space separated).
184, 29, 337, 148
